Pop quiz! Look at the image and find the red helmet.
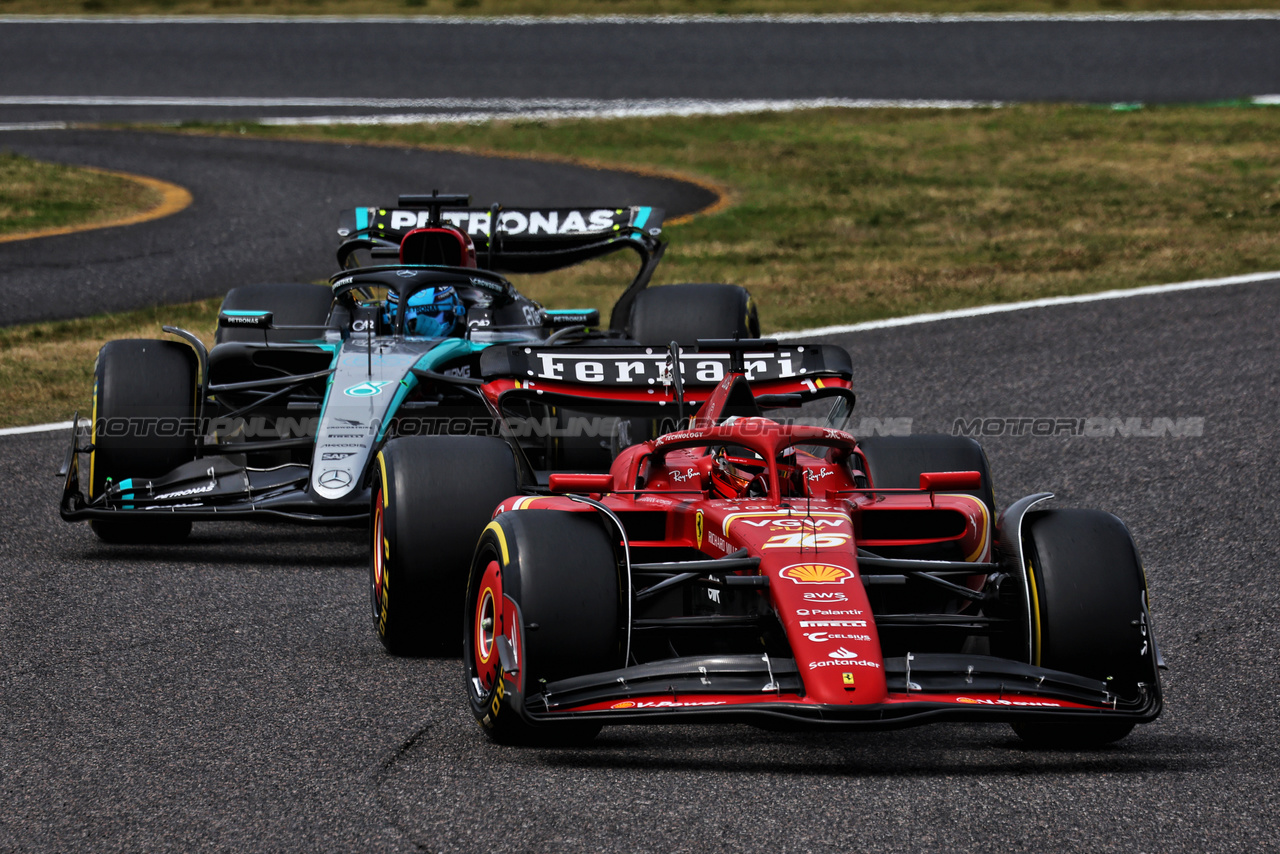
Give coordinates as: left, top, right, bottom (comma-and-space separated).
709, 447, 766, 499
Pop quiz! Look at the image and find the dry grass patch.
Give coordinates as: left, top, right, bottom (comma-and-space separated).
5, 103, 1280, 426
0, 300, 219, 428
0, 153, 162, 238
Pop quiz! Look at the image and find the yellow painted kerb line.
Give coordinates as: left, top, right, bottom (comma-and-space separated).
0, 167, 192, 244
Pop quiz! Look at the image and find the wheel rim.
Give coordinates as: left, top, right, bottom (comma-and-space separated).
473, 558, 503, 692
372, 489, 387, 623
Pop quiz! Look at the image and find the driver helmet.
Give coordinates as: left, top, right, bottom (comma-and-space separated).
709, 446, 766, 499
386, 286, 465, 338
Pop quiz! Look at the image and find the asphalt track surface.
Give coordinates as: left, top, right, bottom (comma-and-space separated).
0, 129, 716, 326
1, 17, 1279, 128
3, 14, 1279, 853
3, 277, 1279, 851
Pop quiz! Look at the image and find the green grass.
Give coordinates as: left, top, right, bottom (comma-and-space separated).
0, 298, 221, 429
3, 102, 1279, 427
215, 104, 1280, 330
1, 0, 1277, 14
0, 152, 162, 238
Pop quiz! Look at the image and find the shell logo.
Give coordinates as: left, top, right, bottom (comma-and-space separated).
957, 697, 978, 704
780, 563, 854, 585
611, 701, 637, 709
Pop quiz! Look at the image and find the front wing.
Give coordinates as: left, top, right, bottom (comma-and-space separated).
499, 652, 1162, 731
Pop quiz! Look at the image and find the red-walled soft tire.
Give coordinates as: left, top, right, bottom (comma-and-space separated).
464, 510, 621, 745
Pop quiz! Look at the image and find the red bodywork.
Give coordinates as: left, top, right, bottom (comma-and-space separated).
475, 358, 1160, 731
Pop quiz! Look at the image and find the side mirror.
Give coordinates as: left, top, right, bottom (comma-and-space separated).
548, 473, 615, 495
919, 471, 983, 491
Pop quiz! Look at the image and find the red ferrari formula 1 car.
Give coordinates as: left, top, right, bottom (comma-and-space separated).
454, 341, 1164, 748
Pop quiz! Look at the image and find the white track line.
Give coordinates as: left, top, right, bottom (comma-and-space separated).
0, 420, 78, 437
258, 99, 1002, 126
772, 270, 1280, 339
4, 269, 1276, 437
0, 96, 1000, 109
4, 12, 1280, 23
2, 96, 1275, 130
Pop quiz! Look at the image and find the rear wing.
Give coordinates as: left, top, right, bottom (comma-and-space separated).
336, 196, 665, 275
480, 341, 854, 400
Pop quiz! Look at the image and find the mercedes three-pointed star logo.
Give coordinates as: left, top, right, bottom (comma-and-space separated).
319, 469, 352, 489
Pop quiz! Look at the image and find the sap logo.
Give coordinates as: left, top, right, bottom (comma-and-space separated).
803, 592, 848, 602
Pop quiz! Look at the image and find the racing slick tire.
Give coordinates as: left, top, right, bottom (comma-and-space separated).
627, 283, 759, 346
89, 339, 198, 544
464, 510, 622, 745
214, 282, 334, 344
371, 435, 519, 656
1012, 509, 1157, 748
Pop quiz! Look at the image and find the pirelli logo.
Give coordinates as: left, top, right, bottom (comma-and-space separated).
799, 620, 868, 628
